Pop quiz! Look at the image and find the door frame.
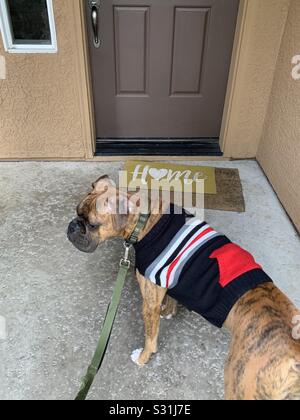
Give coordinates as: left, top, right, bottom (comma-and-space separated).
76, 0, 289, 160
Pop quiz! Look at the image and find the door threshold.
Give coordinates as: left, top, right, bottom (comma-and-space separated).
95, 139, 222, 157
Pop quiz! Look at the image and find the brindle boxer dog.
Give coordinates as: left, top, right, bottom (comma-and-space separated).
67, 175, 300, 400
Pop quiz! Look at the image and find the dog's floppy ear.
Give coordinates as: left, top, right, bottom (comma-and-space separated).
104, 192, 134, 231
92, 175, 115, 193
95, 185, 135, 231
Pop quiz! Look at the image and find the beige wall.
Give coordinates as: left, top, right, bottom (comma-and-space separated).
257, 0, 300, 232
0, 0, 93, 159
221, 0, 290, 158
0, 0, 291, 161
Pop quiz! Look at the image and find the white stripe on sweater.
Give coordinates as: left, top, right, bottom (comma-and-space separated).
147, 219, 216, 287
145, 218, 203, 281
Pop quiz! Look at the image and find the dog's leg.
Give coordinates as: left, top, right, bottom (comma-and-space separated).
161, 295, 178, 319
132, 271, 167, 366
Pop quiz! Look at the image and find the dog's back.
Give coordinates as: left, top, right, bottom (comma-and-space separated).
224, 284, 300, 400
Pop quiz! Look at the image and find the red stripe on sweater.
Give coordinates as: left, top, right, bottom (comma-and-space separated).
166, 227, 214, 287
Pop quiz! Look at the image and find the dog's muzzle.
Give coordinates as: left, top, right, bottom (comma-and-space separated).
67, 218, 99, 253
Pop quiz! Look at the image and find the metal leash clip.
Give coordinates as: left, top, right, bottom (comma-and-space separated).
120, 242, 132, 268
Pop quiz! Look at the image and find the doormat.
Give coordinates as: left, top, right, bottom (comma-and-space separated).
124, 161, 217, 194
123, 162, 245, 213
206, 168, 245, 212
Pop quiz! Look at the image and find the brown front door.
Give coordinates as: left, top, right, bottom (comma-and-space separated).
86, 0, 239, 141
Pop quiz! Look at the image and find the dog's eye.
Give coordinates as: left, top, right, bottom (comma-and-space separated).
87, 222, 99, 230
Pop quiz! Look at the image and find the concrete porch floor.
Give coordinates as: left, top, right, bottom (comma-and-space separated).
0, 160, 300, 401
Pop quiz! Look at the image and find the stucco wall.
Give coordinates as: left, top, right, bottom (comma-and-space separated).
0, 0, 296, 163
0, 0, 92, 159
257, 0, 300, 232
222, 0, 290, 158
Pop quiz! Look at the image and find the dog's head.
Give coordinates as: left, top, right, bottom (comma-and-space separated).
67, 175, 138, 253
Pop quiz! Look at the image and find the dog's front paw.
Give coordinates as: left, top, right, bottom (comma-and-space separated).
131, 348, 153, 366
131, 348, 144, 366
160, 314, 174, 320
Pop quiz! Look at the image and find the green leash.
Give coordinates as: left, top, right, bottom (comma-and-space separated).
75, 213, 149, 401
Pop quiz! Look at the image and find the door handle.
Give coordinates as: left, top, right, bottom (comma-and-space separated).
90, 1, 101, 48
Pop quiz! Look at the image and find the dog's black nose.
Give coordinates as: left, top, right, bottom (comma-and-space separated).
68, 219, 86, 236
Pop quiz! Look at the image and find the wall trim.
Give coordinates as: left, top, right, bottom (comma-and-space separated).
219, 0, 249, 155
220, 0, 290, 159
0, 156, 230, 162
73, 0, 95, 158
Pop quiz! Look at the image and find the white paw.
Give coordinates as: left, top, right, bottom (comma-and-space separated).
131, 348, 143, 366
160, 314, 173, 320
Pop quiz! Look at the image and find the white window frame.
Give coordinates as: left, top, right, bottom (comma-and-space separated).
0, 0, 57, 53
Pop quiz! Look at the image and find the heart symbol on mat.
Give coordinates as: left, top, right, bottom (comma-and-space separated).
149, 168, 168, 181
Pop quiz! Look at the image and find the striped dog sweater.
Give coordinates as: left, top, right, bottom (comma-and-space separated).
134, 205, 272, 328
